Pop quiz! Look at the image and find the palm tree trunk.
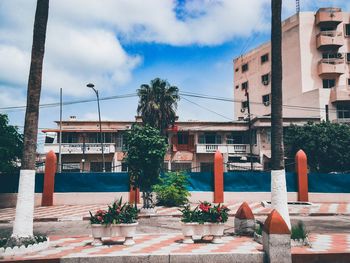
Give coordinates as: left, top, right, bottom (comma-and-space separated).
271, 0, 291, 229
12, 0, 49, 239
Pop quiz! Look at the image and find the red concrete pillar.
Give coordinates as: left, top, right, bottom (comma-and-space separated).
214, 150, 224, 203
41, 151, 57, 206
129, 186, 140, 204
295, 149, 308, 202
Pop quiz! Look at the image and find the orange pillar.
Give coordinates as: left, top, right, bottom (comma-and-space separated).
295, 149, 308, 202
214, 150, 224, 203
41, 150, 57, 206
129, 186, 140, 204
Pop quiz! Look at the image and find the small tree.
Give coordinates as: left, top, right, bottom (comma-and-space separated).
125, 124, 167, 209
0, 114, 23, 174
284, 121, 350, 173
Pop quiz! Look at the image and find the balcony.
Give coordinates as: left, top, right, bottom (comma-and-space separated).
316, 31, 343, 50
44, 143, 115, 154
330, 86, 350, 103
315, 8, 343, 28
196, 144, 250, 154
317, 58, 344, 77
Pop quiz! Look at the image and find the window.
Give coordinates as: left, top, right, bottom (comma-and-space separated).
235, 85, 239, 89
177, 132, 189, 145
116, 133, 127, 150
337, 104, 350, 119
262, 94, 270, 106
198, 133, 222, 144
121, 162, 128, 172
322, 79, 335, 89
322, 52, 343, 59
62, 163, 80, 172
266, 129, 271, 144
242, 63, 248, 72
242, 81, 248, 90
241, 101, 248, 109
62, 133, 78, 143
235, 68, 239, 72
261, 53, 269, 64
346, 52, 350, 63
320, 27, 336, 32
261, 74, 269, 85
345, 24, 350, 36
200, 162, 214, 172
90, 162, 112, 172
348, 79, 350, 86
171, 162, 191, 172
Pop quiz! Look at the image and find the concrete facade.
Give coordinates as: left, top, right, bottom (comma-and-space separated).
42, 116, 318, 172
234, 8, 350, 123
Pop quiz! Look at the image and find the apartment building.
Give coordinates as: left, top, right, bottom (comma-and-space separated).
43, 116, 318, 172
234, 8, 350, 123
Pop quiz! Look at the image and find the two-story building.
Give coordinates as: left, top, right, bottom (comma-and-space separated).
43, 116, 319, 172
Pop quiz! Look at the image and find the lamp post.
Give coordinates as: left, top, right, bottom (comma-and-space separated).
87, 83, 105, 172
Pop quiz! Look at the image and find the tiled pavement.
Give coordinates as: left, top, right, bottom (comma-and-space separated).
1, 233, 350, 261
1, 202, 350, 223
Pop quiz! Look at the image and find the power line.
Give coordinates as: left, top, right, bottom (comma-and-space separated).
181, 96, 234, 121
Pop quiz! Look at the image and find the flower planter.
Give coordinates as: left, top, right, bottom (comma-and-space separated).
181, 222, 225, 244
91, 222, 138, 246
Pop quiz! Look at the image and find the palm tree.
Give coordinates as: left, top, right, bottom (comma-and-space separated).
137, 78, 180, 135
11, 0, 49, 241
271, 0, 291, 229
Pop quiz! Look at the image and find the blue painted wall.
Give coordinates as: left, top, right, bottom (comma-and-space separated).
0, 171, 349, 193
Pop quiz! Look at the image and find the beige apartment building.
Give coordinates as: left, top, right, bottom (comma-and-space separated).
42, 116, 318, 172
234, 8, 350, 122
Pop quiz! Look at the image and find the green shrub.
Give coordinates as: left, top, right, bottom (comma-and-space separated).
153, 171, 190, 207
291, 221, 308, 240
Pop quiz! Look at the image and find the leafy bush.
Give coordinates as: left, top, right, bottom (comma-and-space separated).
89, 198, 138, 225
153, 172, 190, 207
291, 221, 308, 241
180, 201, 230, 223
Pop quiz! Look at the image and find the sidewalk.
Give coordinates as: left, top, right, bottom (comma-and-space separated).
1, 233, 349, 262
1, 202, 349, 223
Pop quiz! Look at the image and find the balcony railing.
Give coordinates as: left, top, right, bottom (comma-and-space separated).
315, 8, 343, 27
330, 86, 350, 103
317, 58, 344, 76
44, 143, 116, 154
316, 31, 343, 50
196, 144, 249, 154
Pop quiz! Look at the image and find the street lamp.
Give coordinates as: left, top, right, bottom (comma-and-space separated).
87, 83, 105, 172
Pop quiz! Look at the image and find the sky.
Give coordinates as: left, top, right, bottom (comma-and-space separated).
1, 0, 350, 147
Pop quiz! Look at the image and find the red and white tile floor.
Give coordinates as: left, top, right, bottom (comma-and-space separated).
1, 202, 349, 222
1, 233, 350, 261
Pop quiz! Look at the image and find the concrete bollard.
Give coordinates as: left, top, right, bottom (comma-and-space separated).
129, 185, 140, 204
41, 151, 57, 206
263, 209, 291, 263
214, 150, 224, 203
295, 149, 308, 202
234, 202, 255, 236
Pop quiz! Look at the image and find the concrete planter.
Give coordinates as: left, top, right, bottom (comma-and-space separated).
181, 222, 225, 244
91, 222, 138, 246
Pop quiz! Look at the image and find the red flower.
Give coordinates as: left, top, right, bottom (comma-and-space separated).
217, 216, 222, 222
199, 203, 210, 212
97, 216, 103, 222
217, 207, 221, 212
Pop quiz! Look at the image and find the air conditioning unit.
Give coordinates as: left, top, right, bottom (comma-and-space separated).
263, 101, 270, 106
262, 80, 269, 85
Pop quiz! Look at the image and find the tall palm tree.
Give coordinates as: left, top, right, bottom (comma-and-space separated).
11, 0, 49, 241
137, 78, 180, 135
271, 0, 291, 229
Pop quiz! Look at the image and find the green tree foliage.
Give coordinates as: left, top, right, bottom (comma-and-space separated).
137, 78, 180, 135
284, 121, 350, 173
0, 114, 23, 174
153, 172, 190, 207
125, 124, 167, 208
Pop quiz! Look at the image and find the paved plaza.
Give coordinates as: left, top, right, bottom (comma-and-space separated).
1, 202, 349, 223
